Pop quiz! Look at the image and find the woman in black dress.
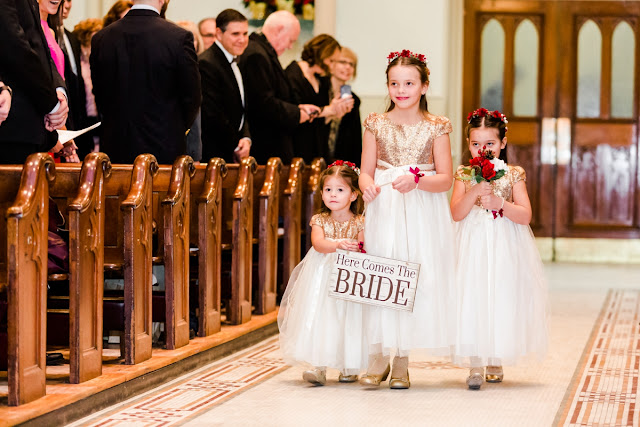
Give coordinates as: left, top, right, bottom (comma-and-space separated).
285, 34, 354, 163
327, 47, 362, 166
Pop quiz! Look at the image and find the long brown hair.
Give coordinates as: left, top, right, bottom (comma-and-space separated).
385, 55, 430, 114
314, 165, 363, 216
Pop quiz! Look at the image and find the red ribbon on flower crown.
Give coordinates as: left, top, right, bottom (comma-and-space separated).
409, 166, 424, 183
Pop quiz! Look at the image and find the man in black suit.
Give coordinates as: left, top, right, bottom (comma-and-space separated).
91, 0, 201, 164
239, 10, 318, 164
0, 0, 69, 164
199, 9, 251, 163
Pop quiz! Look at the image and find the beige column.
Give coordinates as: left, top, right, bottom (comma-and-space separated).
314, 0, 336, 36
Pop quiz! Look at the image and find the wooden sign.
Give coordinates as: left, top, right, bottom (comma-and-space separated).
328, 249, 420, 312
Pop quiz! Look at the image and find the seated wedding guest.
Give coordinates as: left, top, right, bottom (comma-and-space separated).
328, 47, 362, 165
177, 20, 205, 162
73, 18, 103, 153
103, 0, 132, 27
0, 80, 11, 126
285, 34, 354, 163
0, 0, 68, 164
198, 17, 216, 51
40, 0, 79, 162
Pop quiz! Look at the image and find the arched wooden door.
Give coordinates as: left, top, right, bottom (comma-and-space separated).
463, 0, 640, 240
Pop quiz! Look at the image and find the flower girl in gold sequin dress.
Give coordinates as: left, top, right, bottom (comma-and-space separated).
358, 50, 457, 389
278, 161, 367, 385
450, 109, 548, 390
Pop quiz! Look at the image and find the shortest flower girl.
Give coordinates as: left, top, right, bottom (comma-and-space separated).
278, 161, 367, 385
450, 109, 548, 390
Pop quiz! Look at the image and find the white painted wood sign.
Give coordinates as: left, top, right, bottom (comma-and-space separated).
328, 249, 420, 312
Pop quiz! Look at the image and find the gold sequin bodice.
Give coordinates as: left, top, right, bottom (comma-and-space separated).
310, 213, 365, 240
454, 165, 526, 205
363, 112, 452, 167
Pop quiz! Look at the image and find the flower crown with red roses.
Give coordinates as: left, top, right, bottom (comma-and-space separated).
387, 49, 428, 66
328, 160, 360, 175
467, 108, 509, 132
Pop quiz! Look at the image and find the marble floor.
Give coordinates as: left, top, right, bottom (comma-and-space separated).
71, 263, 640, 427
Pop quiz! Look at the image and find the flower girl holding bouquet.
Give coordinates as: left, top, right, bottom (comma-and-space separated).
450, 108, 548, 390
358, 50, 456, 389
278, 161, 367, 385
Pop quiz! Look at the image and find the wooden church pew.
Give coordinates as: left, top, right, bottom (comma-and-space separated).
252, 158, 283, 315
303, 158, 326, 252
190, 158, 227, 337
279, 158, 305, 295
0, 153, 55, 406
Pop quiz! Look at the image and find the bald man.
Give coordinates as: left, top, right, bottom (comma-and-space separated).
239, 10, 318, 163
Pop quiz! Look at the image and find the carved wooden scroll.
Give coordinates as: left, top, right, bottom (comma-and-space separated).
194, 158, 226, 336
68, 153, 112, 383
162, 156, 195, 349
122, 154, 158, 365
7, 153, 55, 406
229, 157, 257, 325
255, 157, 282, 315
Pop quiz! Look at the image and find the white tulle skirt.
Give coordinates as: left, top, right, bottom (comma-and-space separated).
362, 166, 457, 357
278, 246, 368, 375
453, 206, 549, 367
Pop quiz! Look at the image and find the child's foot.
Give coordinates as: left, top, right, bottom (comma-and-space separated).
485, 365, 503, 383
359, 354, 390, 386
338, 372, 358, 382
303, 368, 326, 385
389, 356, 410, 389
466, 367, 484, 390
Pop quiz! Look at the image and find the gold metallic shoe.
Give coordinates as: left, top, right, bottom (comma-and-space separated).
338, 372, 358, 382
485, 365, 503, 383
389, 356, 410, 389
466, 367, 484, 390
302, 368, 326, 386
359, 354, 390, 386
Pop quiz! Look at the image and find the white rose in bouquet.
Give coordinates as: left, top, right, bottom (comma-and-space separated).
489, 157, 508, 172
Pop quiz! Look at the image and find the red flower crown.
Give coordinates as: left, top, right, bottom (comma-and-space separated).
467, 108, 508, 125
328, 160, 360, 175
387, 49, 428, 66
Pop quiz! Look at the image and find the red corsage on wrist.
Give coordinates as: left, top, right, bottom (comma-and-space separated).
358, 241, 366, 253
409, 166, 424, 183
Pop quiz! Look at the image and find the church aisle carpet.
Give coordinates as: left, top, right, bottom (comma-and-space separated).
72, 264, 640, 426
556, 290, 640, 426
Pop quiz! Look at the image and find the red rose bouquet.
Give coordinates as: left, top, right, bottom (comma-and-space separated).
461, 146, 507, 183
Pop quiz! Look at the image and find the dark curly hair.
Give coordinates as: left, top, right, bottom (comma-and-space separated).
315, 165, 363, 216
301, 34, 340, 75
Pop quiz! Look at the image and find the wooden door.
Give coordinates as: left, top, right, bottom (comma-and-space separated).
463, 0, 640, 239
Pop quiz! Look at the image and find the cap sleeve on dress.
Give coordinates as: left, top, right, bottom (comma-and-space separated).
435, 116, 453, 138
310, 213, 325, 227
355, 214, 365, 233
454, 165, 469, 181
511, 166, 526, 183
363, 112, 382, 136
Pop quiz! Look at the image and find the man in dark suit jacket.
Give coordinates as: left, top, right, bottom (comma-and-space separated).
91, 0, 201, 165
199, 9, 251, 163
0, 0, 69, 164
239, 10, 318, 164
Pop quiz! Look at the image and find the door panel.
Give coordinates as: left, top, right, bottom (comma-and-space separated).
464, 0, 640, 239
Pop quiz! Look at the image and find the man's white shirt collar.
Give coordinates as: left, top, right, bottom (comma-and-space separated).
131, 4, 160, 14
215, 40, 235, 64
